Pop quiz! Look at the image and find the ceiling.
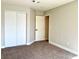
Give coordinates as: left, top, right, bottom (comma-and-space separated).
2, 0, 75, 11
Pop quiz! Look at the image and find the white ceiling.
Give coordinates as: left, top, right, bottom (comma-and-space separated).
2, 0, 75, 11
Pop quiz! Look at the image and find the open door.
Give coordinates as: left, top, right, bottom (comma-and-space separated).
35, 16, 45, 41
35, 16, 49, 41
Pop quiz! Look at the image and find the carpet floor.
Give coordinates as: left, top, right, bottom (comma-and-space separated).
1, 41, 76, 59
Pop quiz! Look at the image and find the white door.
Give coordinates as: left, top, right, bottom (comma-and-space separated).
16, 12, 26, 45
35, 16, 45, 41
5, 11, 16, 47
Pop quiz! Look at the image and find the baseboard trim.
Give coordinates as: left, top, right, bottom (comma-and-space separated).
27, 40, 46, 45
49, 41, 78, 55
1, 46, 5, 48
35, 39, 47, 42
27, 41, 35, 45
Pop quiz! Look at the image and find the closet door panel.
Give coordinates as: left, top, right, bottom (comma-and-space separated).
16, 12, 26, 45
5, 11, 16, 47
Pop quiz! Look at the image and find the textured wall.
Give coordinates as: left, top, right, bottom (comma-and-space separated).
45, 1, 78, 54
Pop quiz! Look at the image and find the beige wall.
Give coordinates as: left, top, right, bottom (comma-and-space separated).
36, 11, 44, 16
45, 1, 78, 54
29, 9, 36, 43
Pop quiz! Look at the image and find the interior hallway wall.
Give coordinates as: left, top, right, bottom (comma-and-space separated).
29, 9, 36, 43
36, 11, 44, 16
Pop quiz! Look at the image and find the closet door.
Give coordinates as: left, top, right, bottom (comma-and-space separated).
5, 11, 16, 47
16, 11, 26, 45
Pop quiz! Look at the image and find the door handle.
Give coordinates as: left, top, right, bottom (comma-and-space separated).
35, 29, 38, 31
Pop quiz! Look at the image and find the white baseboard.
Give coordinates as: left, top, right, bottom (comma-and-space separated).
1, 46, 5, 48
27, 41, 35, 45
35, 39, 46, 41
27, 39, 46, 45
1, 41, 35, 48
49, 41, 78, 55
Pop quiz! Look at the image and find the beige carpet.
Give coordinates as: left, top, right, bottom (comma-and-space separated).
1, 41, 76, 59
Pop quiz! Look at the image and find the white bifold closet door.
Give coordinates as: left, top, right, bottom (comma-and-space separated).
16, 12, 26, 45
5, 11, 17, 47
5, 10, 26, 47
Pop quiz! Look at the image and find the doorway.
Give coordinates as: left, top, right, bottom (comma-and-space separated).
35, 16, 49, 41
45, 16, 49, 41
